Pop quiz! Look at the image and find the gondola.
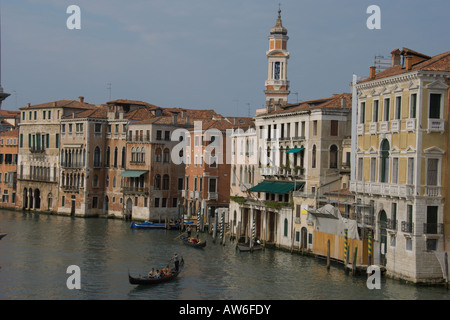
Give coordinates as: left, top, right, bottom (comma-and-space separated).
180, 235, 206, 248
0, 233, 6, 240
237, 241, 263, 252
128, 258, 184, 285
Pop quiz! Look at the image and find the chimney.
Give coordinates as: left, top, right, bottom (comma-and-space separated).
391, 49, 401, 67
27, 103, 31, 107
78, 96, 84, 103
53, 101, 57, 107
405, 55, 413, 70
370, 66, 376, 79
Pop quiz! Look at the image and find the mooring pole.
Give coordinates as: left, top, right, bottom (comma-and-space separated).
368, 230, 373, 266
352, 246, 358, 276
327, 239, 331, 270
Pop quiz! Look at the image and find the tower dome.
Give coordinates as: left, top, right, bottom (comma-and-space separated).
270, 9, 288, 35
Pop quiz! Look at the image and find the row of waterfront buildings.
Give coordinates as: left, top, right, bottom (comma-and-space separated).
0, 10, 449, 284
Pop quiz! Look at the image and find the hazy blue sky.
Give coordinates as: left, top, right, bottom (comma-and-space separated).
1, 0, 449, 116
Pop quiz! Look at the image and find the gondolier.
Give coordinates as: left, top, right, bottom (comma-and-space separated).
172, 252, 180, 272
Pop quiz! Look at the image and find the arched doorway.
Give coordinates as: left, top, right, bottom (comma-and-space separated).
301, 227, 308, 250
126, 198, 133, 220
34, 189, 41, 210
29, 188, 33, 210
105, 196, 109, 214
379, 210, 387, 266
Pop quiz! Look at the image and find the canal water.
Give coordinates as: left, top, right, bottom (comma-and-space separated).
0, 210, 449, 300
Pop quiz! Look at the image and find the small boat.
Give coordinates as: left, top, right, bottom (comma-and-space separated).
0, 233, 6, 240
237, 241, 263, 252
180, 235, 206, 248
128, 258, 184, 285
130, 221, 166, 229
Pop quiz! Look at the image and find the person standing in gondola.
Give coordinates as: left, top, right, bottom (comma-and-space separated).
186, 225, 191, 238
171, 252, 180, 272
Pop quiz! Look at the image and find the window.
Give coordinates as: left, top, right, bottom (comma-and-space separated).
329, 145, 338, 168
407, 157, 415, 185
312, 145, 317, 169
360, 102, 366, 124
178, 178, 184, 190
93, 174, 99, 188
370, 157, 377, 182
330, 120, 338, 136
313, 121, 317, 136
156, 130, 162, 140
154, 198, 160, 207
155, 148, 162, 162
208, 178, 217, 193
380, 139, 390, 183
94, 123, 102, 133
154, 174, 161, 190
284, 218, 288, 237
383, 98, 390, 121
92, 197, 98, 208
395, 96, 401, 120
373, 100, 379, 122
162, 174, 169, 190
426, 158, 439, 186
274, 61, 281, 80
163, 149, 170, 163
357, 157, 363, 181
94, 147, 101, 167
426, 206, 438, 235
62, 195, 65, 206
429, 94, 441, 119
410, 93, 417, 118
392, 158, 399, 184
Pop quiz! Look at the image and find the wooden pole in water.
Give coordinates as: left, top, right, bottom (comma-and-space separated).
344, 229, 348, 265
327, 239, 331, 270
368, 230, 373, 266
445, 252, 449, 290
352, 246, 358, 276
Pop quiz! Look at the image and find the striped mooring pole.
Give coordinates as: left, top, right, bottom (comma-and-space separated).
197, 209, 200, 235
368, 230, 373, 265
220, 210, 225, 245
344, 229, 348, 264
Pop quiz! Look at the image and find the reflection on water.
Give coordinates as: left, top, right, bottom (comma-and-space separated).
0, 210, 449, 300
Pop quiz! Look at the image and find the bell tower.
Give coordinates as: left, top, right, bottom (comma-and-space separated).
265, 9, 290, 112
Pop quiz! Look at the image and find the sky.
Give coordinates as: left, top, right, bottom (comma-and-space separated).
1, 0, 449, 117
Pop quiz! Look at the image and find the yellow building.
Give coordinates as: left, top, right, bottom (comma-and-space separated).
350, 48, 450, 283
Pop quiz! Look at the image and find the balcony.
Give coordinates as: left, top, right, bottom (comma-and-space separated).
406, 119, 416, 131
401, 221, 414, 234
121, 186, 149, 195
428, 119, 444, 133
350, 181, 414, 198
207, 192, 218, 201
369, 123, 377, 135
357, 124, 364, 135
391, 120, 400, 132
260, 167, 279, 176
29, 147, 45, 153
386, 219, 398, 231
423, 223, 444, 235
18, 174, 57, 183
424, 186, 441, 197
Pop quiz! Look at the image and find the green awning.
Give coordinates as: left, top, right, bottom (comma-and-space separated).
249, 181, 304, 194
286, 148, 304, 153
118, 170, 148, 178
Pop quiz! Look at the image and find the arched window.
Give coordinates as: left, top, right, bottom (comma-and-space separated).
93, 174, 99, 187
380, 139, 390, 183
312, 145, 317, 168
131, 147, 136, 162
330, 145, 338, 168
155, 148, 162, 162
121, 147, 126, 168
163, 148, 170, 163
284, 218, 289, 237
106, 147, 110, 167
154, 174, 161, 190
114, 147, 118, 168
141, 147, 145, 164
136, 147, 141, 163
163, 174, 170, 190
94, 147, 101, 167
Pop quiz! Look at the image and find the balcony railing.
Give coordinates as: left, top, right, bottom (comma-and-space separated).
29, 147, 46, 153
18, 174, 57, 183
121, 186, 149, 194
423, 223, 444, 235
401, 221, 414, 234
207, 192, 218, 201
386, 219, 398, 231
350, 181, 414, 198
428, 119, 444, 133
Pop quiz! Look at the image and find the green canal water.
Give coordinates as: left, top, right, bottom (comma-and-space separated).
0, 210, 449, 300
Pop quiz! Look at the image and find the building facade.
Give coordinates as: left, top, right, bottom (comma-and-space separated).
0, 129, 18, 208
350, 48, 450, 283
